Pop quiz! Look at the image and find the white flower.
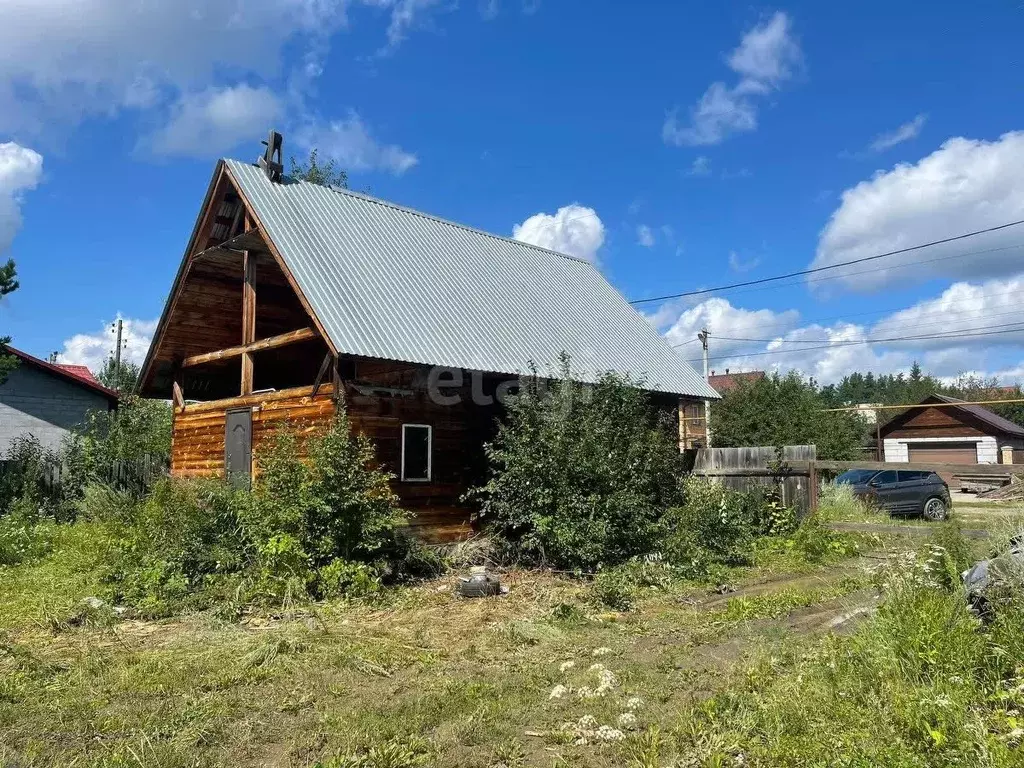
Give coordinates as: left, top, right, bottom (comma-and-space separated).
559, 660, 575, 673
617, 712, 637, 728
596, 669, 617, 691
625, 696, 644, 710
594, 725, 625, 742
592, 647, 612, 656
549, 684, 569, 700
588, 663, 606, 673
577, 715, 599, 729
577, 685, 602, 699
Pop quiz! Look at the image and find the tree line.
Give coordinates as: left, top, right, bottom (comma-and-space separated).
712, 365, 1024, 460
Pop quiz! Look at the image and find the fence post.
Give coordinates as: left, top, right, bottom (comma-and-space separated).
808, 460, 819, 516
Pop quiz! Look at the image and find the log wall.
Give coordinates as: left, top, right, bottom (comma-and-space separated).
170, 375, 496, 543
171, 384, 337, 477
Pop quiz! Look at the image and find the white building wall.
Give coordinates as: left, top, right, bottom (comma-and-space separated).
882, 435, 998, 464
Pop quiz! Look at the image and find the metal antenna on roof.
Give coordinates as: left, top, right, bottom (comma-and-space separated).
259, 130, 284, 182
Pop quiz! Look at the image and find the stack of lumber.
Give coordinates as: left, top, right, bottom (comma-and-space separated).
979, 475, 1024, 500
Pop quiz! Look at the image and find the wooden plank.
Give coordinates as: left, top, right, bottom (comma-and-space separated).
815, 459, 1022, 476
182, 327, 316, 368
180, 383, 333, 414
172, 381, 185, 411
692, 466, 812, 477
311, 353, 332, 398
241, 249, 256, 396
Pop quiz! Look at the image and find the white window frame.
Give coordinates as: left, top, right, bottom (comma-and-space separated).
401, 423, 432, 482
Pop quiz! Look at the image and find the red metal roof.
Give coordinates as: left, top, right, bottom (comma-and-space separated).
1, 346, 119, 402
56, 363, 102, 386
708, 370, 766, 394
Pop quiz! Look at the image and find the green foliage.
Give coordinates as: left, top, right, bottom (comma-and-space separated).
291, 148, 349, 188
473, 357, 684, 569
0, 499, 56, 566
96, 356, 140, 393
591, 556, 676, 610
77, 409, 409, 615
0, 258, 19, 385
711, 371, 866, 459
77, 394, 171, 465
671, 527, 1020, 765
659, 479, 797, 577
821, 366, 1024, 429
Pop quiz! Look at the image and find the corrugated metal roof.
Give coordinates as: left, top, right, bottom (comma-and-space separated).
225, 159, 719, 399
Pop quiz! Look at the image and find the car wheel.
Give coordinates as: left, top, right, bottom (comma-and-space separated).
923, 496, 948, 522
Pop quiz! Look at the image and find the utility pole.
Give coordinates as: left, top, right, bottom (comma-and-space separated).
112, 318, 123, 373
698, 328, 712, 447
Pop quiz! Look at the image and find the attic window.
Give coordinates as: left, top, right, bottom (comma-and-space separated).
401, 424, 432, 482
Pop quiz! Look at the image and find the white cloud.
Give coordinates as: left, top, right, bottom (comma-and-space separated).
370, 0, 446, 54
637, 224, 655, 247
663, 12, 801, 147
0, 0, 349, 134
663, 297, 800, 359
657, 275, 1024, 384
296, 112, 418, 174
146, 85, 282, 157
480, 0, 500, 19
59, 316, 158, 373
812, 132, 1024, 292
727, 11, 802, 91
869, 114, 927, 152
0, 143, 43, 255
869, 276, 1024, 349
688, 155, 712, 177
728, 251, 760, 273
512, 204, 605, 263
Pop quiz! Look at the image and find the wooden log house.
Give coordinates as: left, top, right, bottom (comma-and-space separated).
138, 132, 720, 542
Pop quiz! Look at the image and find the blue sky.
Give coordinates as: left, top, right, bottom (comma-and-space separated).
2, 1, 1023, 385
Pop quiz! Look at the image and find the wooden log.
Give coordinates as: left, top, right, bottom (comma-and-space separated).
815, 460, 1022, 476
182, 327, 316, 368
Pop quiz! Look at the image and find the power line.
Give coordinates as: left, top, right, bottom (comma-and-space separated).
670, 305, 1024, 349
701, 283, 1024, 333
685, 323, 1024, 364
711, 309, 1024, 344
629, 219, 1024, 305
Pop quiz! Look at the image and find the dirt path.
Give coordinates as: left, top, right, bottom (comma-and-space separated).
827, 521, 990, 538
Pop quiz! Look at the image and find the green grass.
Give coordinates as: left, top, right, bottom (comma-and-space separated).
1, 519, 1019, 767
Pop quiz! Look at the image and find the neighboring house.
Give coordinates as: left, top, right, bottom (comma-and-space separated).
879, 394, 1024, 465
137, 134, 719, 542
708, 370, 765, 394
0, 346, 118, 454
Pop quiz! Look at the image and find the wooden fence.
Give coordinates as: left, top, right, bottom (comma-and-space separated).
0, 454, 169, 497
688, 450, 1024, 519
688, 445, 818, 518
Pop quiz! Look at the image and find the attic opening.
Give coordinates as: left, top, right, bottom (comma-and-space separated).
140, 165, 330, 401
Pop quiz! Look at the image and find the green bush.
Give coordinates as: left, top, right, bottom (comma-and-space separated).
659, 479, 789, 574
473, 356, 684, 569
79, 407, 411, 615
0, 497, 56, 566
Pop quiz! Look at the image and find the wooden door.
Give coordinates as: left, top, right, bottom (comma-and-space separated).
225, 408, 252, 488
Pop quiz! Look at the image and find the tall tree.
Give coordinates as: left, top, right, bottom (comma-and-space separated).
97, 357, 140, 393
711, 372, 867, 460
290, 149, 348, 189
0, 259, 20, 384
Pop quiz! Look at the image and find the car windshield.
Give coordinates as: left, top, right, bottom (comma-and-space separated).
835, 469, 878, 485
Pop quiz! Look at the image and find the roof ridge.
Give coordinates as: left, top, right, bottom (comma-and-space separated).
225, 159, 592, 266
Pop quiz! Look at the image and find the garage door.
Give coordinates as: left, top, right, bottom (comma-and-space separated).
907, 442, 978, 464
